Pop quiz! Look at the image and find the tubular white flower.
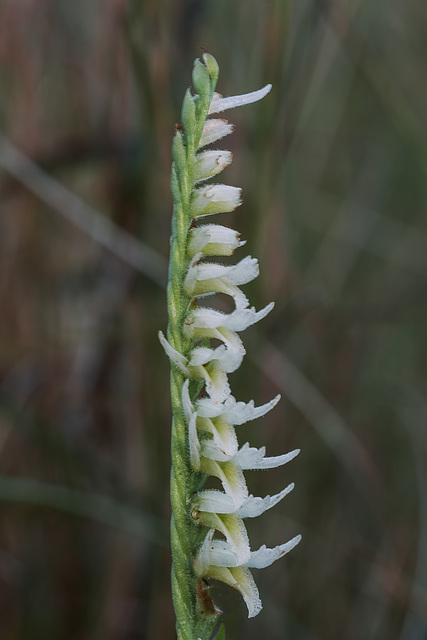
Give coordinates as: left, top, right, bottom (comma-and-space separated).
187, 224, 245, 257
161, 53, 300, 626
195, 530, 300, 618
185, 254, 259, 301
185, 302, 275, 337
195, 393, 281, 424
191, 184, 242, 218
197, 530, 301, 571
193, 150, 233, 183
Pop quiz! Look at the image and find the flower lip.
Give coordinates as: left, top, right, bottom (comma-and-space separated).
195, 393, 281, 424
235, 443, 301, 470
185, 301, 274, 334
208, 84, 272, 115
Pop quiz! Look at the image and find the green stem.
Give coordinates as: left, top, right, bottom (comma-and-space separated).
166, 59, 221, 640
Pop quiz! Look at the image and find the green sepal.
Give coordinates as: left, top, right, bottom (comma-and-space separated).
192, 59, 211, 99
181, 89, 196, 147
170, 165, 182, 205
172, 130, 187, 177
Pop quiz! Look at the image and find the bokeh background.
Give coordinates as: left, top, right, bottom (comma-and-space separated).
0, 1, 426, 639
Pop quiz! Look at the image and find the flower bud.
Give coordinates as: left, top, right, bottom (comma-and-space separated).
193, 150, 232, 183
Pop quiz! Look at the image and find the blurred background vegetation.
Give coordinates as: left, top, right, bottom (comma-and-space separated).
0, 0, 426, 638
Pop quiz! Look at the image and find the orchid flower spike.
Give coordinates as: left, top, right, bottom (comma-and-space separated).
160, 53, 300, 640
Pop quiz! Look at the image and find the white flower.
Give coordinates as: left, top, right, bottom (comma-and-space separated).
195, 393, 281, 425
185, 302, 274, 334
187, 224, 245, 257
193, 150, 233, 183
194, 483, 295, 518
191, 184, 242, 218
185, 254, 258, 297
195, 528, 301, 618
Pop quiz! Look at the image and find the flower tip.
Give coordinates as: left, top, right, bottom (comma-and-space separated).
202, 52, 219, 81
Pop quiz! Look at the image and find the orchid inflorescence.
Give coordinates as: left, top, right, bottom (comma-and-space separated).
160, 53, 300, 640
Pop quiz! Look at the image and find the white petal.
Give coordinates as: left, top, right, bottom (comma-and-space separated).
185, 301, 274, 334
194, 490, 236, 514
187, 256, 259, 289
194, 394, 280, 429
189, 342, 244, 373
197, 534, 240, 568
247, 535, 302, 569
198, 119, 234, 148
194, 150, 233, 183
182, 380, 201, 470
189, 361, 230, 402
224, 302, 274, 331
239, 483, 295, 518
199, 456, 247, 509
215, 566, 262, 618
209, 84, 272, 114
158, 331, 189, 375
196, 414, 239, 457
197, 511, 250, 564
191, 184, 242, 218
189, 411, 201, 470
181, 378, 193, 419
204, 540, 239, 567
187, 224, 244, 257
196, 529, 217, 573
183, 252, 202, 294
188, 326, 245, 374
235, 443, 300, 470
196, 535, 264, 618
195, 396, 233, 419
191, 256, 258, 285
227, 394, 281, 425
201, 439, 232, 462
184, 255, 249, 306
188, 345, 224, 367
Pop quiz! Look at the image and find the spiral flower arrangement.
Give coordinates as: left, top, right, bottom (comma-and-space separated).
159, 53, 300, 640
